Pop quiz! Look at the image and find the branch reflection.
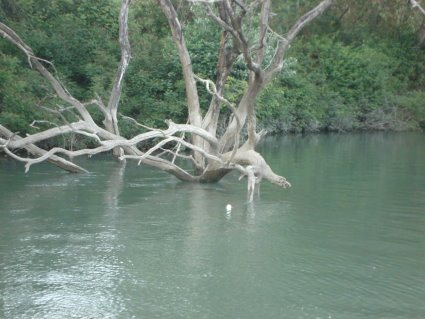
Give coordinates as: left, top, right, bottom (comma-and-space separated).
104, 160, 126, 211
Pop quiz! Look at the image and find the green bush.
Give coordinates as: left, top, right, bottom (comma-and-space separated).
256, 33, 425, 133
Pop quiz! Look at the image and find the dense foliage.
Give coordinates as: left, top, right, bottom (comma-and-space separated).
1, 0, 424, 147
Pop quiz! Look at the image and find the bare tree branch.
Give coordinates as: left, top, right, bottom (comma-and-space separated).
201, 24, 239, 140
158, 147, 196, 164
4, 121, 89, 149
265, 0, 333, 81
255, 0, 271, 66
410, 0, 425, 15
2, 118, 220, 171
204, 1, 261, 74
158, 0, 202, 128
105, 0, 132, 139
0, 22, 95, 124
0, 125, 87, 173
122, 116, 219, 148
204, 4, 238, 35
121, 135, 223, 167
194, 74, 240, 162
158, 0, 206, 170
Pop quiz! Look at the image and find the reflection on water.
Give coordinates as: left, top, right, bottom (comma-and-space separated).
1, 132, 425, 318
104, 160, 126, 210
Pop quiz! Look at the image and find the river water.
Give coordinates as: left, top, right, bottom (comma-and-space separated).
1, 133, 425, 318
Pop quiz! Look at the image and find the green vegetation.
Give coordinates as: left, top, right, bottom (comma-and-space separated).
1, 0, 424, 145
257, 33, 425, 133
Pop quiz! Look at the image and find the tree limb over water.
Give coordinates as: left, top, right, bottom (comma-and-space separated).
0, 0, 331, 201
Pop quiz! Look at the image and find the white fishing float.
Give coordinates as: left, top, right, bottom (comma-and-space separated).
226, 204, 232, 213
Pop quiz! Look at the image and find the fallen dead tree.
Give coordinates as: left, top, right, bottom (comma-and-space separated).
0, 0, 332, 201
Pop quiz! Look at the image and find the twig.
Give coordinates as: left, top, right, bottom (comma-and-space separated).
194, 74, 241, 162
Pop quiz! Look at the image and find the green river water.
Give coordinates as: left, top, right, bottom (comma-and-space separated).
1, 132, 425, 318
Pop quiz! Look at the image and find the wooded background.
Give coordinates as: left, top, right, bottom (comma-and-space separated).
1, 0, 424, 152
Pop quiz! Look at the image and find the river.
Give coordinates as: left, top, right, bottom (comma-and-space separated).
1, 132, 425, 318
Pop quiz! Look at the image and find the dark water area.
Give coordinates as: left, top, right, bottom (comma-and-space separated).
1, 132, 425, 318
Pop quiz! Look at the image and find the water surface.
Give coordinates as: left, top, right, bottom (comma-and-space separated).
1, 133, 425, 318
